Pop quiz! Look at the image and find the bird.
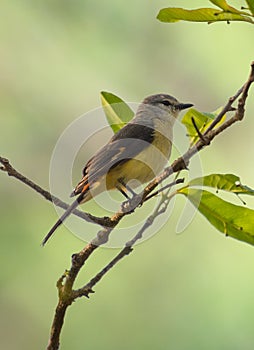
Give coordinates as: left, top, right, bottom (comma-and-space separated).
42, 94, 193, 245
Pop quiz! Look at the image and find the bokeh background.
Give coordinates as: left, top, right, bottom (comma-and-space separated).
1, 0, 254, 349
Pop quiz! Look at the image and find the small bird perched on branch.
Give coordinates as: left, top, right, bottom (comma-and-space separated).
42, 94, 193, 245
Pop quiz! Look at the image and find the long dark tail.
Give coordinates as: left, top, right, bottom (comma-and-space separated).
42, 193, 84, 246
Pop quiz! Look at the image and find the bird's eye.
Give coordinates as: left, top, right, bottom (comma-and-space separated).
161, 100, 171, 106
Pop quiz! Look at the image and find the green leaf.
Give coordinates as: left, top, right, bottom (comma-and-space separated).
181, 108, 225, 144
178, 188, 254, 246
187, 174, 254, 195
181, 108, 212, 143
209, 0, 250, 15
100, 91, 134, 133
157, 7, 254, 24
245, 0, 254, 15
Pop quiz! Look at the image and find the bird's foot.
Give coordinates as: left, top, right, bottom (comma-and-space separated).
121, 193, 142, 214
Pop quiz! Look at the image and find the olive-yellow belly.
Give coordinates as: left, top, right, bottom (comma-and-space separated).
107, 130, 172, 189
82, 128, 172, 202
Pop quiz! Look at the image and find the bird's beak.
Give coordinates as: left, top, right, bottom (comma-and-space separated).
177, 103, 193, 110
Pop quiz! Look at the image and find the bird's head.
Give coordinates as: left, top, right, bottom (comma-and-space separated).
141, 93, 193, 118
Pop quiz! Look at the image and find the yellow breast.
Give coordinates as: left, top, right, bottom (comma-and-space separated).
106, 129, 172, 189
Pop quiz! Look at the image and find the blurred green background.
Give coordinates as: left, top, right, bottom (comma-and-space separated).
1, 0, 254, 349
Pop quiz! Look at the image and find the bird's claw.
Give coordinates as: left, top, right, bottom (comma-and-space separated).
121, 194, 142, 214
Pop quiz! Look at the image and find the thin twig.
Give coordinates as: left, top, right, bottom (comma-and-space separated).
0, 156, 113, 227
143, 178, 184, 202
73, 190, 178, 299
142, 61, 254, 200
191, 117, 210, 145
204, 86, 244, 134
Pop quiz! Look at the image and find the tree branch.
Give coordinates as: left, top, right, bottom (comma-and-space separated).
0, 156, 113, 227
46, 61, 254, 350
142, 61, 254, 198
72, 190, 177, 300
1, 62, 253, 350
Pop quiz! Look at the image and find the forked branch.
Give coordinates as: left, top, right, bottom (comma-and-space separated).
1, 62, 253, 350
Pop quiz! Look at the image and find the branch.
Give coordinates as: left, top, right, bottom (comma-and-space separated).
72, 190, 176, 300
142, 61, 254, 197
46, 62, 254, 350
0, 156, 113, 227
1, 62, 254, 350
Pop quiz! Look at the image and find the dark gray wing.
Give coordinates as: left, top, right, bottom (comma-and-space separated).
84, 123, 155, 184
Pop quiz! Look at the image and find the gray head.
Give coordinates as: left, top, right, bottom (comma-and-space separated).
141, 93, 193, 118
